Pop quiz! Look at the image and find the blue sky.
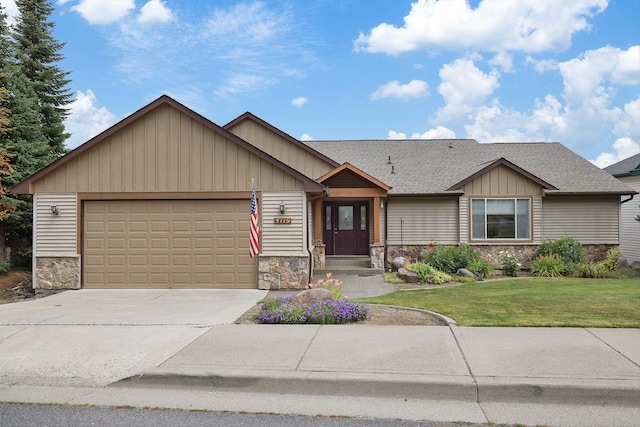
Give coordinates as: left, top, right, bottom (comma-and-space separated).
2, 0, 639, 167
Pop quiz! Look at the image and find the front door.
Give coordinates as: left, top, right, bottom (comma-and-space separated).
323, 202, 369, 255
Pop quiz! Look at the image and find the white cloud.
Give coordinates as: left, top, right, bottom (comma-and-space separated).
558, 46, 638, 104
0, 0, 18, 25
591, 137, 640, 168
292, 96, 308, 107
64, 90, 117, 149
300, 133, 313, 141
355, 0, 607, 55
370, 80, 429, 100
435, 57, 500, 121
411, 126, 456, 139
527, 57, 558, 73
205, 2, 290, 43
71, 0, 135, 25
137, 0, 174, 25
488, 52, 514, 73
387, 130, 406, 139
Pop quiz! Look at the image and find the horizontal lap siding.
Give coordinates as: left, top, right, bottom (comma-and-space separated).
35, 193, 77, 255
387, 197, 458, 245
542, 196, 620, 244
261, 192, 306, 255
618, 177, 640, 263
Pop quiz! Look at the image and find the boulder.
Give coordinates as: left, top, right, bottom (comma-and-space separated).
295, 288, 334, 306
392, 257, 407, 272
456, 268, 475, 278
398, 267, 419, 283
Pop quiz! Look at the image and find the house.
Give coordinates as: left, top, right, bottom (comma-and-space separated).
604, 153, 640, 267
12, 95, 637, 291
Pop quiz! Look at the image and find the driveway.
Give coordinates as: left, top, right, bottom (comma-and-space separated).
0, 289, 267, 387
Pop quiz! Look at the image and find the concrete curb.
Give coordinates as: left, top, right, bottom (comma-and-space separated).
113, 369, 640, 407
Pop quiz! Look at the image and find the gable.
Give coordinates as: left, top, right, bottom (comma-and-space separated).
225, 113, 338, 180
461, 164, 545, 196
13, 96, 325, 194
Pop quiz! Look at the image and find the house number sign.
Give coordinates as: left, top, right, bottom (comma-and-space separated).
273, 217, 292, 224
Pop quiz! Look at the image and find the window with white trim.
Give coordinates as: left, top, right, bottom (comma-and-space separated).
471, 198, 531, 240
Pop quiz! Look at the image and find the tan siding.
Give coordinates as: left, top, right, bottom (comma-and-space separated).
34, 193, 78, 255
387, 197, 458, 245
262, 191, 307, 255
459, 195, 468, 243
533, 195, 543, 244
542, 196, 620, 243
32, 105, 304, 193
227, 120, 335, 179
464, 165, 544, 196
618, 177, 640, 263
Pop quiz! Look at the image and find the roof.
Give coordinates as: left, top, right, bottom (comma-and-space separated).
12, 95, 326, 195
305, 139, 636, 196
603, 153, 640, 177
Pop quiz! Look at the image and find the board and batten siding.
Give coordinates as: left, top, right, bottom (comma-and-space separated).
227, 120, 335, 180
34, 193, 78, 255
618, 176, 640, 263
32, 104, 304, 194
261, 191, 307, 255
462, 164, 545, 196
542, 196, 620, 244
387, 197, 458, 245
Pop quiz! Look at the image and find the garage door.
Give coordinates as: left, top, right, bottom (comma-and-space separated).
83, 200, 257, 289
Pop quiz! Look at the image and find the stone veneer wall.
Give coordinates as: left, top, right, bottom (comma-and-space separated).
370, 244, 385, 269
258, 255, 310, 290
386, 244, 618, 270
35, 256, 81, 290
312, 244, 326, 269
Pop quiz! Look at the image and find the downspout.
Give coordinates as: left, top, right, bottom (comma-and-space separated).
621, 194, 635, 204
384, 197, 389, 271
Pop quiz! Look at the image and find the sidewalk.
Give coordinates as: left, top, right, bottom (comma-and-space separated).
0, 277, 639, 426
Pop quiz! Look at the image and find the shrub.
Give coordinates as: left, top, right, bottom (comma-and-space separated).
531, 254, 565, 277
534, 236, 585, 268
258, 295, 369, 324
406, 262, 452, 285
0, 262, 10, 275
468, 257, 494, 277
600, 248, 621, 271
573, 262, 606, 278
423, 243, 480, 274
499, 250, 521, 277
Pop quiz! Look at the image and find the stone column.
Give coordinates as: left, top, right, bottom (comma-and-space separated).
370, 244, 385, 269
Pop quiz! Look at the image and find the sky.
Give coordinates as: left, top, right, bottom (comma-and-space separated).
1, 0, 639, 167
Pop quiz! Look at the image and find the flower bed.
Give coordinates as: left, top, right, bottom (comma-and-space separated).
258, 295, 369, 324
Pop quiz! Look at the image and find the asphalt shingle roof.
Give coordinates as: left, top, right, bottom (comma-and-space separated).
305, 139, 635, 195
603, 153, 640, 177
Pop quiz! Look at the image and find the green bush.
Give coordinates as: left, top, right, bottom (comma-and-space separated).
423, 243, 480, 274
531, 254, 565, 277
406, 262, 452, 285
534, 236, 585, 268
0, 262, 10, 275
468, 257, 494, 277
573, 262, 606, 278
499, 250, 521, 277
600, 248, 621, 271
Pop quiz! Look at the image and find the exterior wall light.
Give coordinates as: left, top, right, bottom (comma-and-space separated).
50, 204, 59, 215
279, 201, 286, 214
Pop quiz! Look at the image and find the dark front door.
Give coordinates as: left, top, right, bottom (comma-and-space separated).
323, 202, 369, 255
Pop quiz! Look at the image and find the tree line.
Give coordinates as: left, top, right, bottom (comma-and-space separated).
0, 0, 72, 265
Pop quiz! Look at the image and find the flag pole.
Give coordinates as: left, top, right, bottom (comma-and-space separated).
249, 178, 260, 258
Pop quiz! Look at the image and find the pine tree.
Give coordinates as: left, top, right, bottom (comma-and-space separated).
13, 0, 72, 157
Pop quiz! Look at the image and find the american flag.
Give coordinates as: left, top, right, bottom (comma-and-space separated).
249, 181, 260, 258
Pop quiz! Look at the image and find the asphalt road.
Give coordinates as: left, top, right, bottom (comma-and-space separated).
0, 403, 499, 427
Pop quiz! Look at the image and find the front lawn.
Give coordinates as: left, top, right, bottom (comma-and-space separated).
357, 277, 640, 327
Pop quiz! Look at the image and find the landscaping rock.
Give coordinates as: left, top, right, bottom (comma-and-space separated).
392, 257, 407, 272
295, 288, 334, 306
398, 267, 419, 283
456, 268, 475, 278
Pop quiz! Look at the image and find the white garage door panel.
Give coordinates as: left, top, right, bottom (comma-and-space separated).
83, 200, 257, 289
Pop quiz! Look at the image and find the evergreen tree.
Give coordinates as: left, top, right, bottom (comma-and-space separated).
13, 0, 72, 157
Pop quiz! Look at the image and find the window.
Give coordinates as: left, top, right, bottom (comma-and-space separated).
471, 198, 530, 240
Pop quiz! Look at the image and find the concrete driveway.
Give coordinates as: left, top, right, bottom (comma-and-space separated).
0, 289, 267, 387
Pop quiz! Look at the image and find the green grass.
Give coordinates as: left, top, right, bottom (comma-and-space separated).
357, 277, 640, 327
